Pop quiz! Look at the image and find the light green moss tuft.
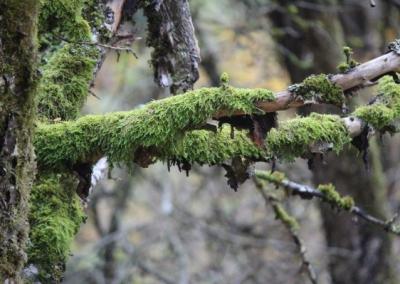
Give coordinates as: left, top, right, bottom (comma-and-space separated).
34, 86, 274, 169
220, 72, 230, 86
337, 62, 350, 73
168, 127, 267, 165
266, 113, 351, 161
39, 0, 91, 47
274, 204, 300, 231
353, 76, 400, 131
28, 173, 85, 282
337, 46, 359, 73
318, 183, 354, 211
255, 171, 286, 185
82, 0, 111, 41
289, 74, 344, 106
37, 44, 100, 120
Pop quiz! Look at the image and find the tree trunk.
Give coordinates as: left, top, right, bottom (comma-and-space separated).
0, 0, 39, 281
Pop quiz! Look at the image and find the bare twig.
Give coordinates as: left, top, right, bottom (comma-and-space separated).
255, 170, 400, 236
254, 178, 318, 284
59, 37, 138, 58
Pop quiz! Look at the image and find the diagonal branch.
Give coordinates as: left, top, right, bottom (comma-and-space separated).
255, 170, 400, 236
253, 177, 318, 284
217, 50, 400, 116
34, 75, 400, 170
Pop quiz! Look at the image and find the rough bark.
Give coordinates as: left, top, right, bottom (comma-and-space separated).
24, 0, 137, 281
143, 0, 201, 94
0, 0, 39, 281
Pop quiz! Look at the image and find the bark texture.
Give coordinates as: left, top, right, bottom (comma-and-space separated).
0, 0, 39, 281
144, 0, 201, 94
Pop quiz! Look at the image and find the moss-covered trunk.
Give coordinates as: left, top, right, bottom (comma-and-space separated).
0, 0, 39, 281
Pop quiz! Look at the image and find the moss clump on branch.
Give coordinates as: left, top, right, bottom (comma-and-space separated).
318, 183, 354, 211
266, 113, 351, 161
33, 76, 400, 170
37, 0, 101, 121
39, 0, 91, 47
254, 171, 286, 184
353, 76, 400, 131
337, 46, 359, 73
289, 74, 344, 106
37, 44, 100, 120
35, 86, 274, 169
28, 173, 85, 282
169, 127, 267, 165
274, 203, 300, 231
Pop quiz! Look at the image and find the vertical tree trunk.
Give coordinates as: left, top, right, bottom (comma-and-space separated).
0, 0, 39, 281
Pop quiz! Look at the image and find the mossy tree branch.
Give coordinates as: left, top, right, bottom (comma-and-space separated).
255, 170, 400, 236
34, 75, 400, 170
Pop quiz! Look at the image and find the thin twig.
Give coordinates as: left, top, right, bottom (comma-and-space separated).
255, 170, 400, 236
59, 37, 138, 58
254, 178, 318, 284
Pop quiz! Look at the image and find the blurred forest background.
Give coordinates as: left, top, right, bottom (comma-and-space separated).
63, 1, 400, 283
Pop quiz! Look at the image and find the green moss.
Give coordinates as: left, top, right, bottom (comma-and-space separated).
28, 173, 85, 282
353, 76, 400, 131
286, 4, 299, 15
34, 86, 274, 169
289, 74, 344, 106
337, 62, 350, 73
33, 76, 400, 170
353, 104, 394, 130
318, 183, 354, 211
337, 46, 359, 73
169, 127, 266, 165
274, 203, 300, 231
82, 0, 111, 41
37, 43, 100, 120
220, 72, 230, 86
266, 113, 351, 161
255, 171, 286, 185
39, 0, 91, 47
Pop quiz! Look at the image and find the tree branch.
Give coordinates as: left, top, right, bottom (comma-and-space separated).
255, 170, 400, 236
254, 178, 318, 284
34, 74, 400, 170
